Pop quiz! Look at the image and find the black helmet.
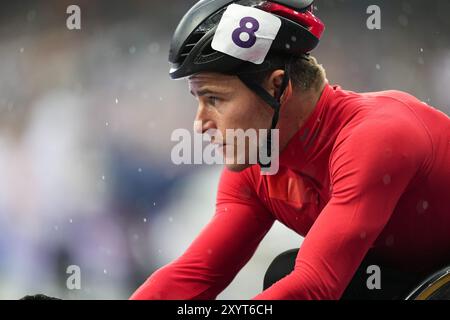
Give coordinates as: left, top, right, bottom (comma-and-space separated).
169, 0, 325, 79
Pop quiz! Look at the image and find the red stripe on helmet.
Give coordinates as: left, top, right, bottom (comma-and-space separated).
262, 2, 325, 39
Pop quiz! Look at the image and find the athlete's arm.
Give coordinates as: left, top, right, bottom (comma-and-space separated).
130, 168, 275, 300
253, 116, 429, 299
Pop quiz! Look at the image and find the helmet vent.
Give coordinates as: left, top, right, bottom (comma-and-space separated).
179, 32, 206, 63
201, 42, 215, 56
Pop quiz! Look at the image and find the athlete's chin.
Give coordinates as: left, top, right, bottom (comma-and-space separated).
223, 150, 257, 172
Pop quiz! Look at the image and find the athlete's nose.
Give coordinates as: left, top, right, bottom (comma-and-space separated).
194, 104, 216, 134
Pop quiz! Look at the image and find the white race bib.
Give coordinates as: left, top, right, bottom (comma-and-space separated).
211, 4, 282, 65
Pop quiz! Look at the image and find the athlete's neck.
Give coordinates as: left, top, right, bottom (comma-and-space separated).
277, 80, 328, 153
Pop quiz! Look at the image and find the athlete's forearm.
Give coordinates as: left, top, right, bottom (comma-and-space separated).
130, 263, 222, 300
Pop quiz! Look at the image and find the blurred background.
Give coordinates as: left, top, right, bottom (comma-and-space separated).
0, 0, 448, 299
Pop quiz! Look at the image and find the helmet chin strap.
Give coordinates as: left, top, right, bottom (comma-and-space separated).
238, 60, 291, 169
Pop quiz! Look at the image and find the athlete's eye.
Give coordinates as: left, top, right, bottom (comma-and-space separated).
207, 96, 220, 106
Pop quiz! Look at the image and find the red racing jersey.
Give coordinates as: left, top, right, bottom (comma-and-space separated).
131, 83, 450, 300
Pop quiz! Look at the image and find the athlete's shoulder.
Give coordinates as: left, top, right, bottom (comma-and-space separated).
330, 84, 436, 130
331, 84, 422, 106
330, 100, 431, 184
333, 94, 431, 155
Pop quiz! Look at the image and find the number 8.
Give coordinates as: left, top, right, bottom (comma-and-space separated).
232, 16, 260, 49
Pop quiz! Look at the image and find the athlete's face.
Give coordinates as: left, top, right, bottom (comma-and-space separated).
188, 72, 274, 172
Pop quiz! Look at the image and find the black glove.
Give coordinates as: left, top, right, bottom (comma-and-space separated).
20, 294, 62, 300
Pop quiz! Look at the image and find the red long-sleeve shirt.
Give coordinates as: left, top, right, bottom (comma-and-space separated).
131, 84, 450, 300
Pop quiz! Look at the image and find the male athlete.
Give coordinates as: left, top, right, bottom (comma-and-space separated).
131, 0, 450, 299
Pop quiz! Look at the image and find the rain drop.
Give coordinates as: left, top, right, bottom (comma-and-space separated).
148, 43, 160, 54
27, 10, 36, 22
385, 235, 395, 247
398, 15, 408, 27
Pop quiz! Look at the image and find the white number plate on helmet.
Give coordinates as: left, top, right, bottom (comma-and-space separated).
211, 4, 282, 65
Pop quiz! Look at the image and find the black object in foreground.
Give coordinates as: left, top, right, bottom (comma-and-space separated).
20, 294, 62, 300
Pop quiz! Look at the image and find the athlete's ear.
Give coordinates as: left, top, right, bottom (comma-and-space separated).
280, 80, 293, 106
263, 69, 285, 98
